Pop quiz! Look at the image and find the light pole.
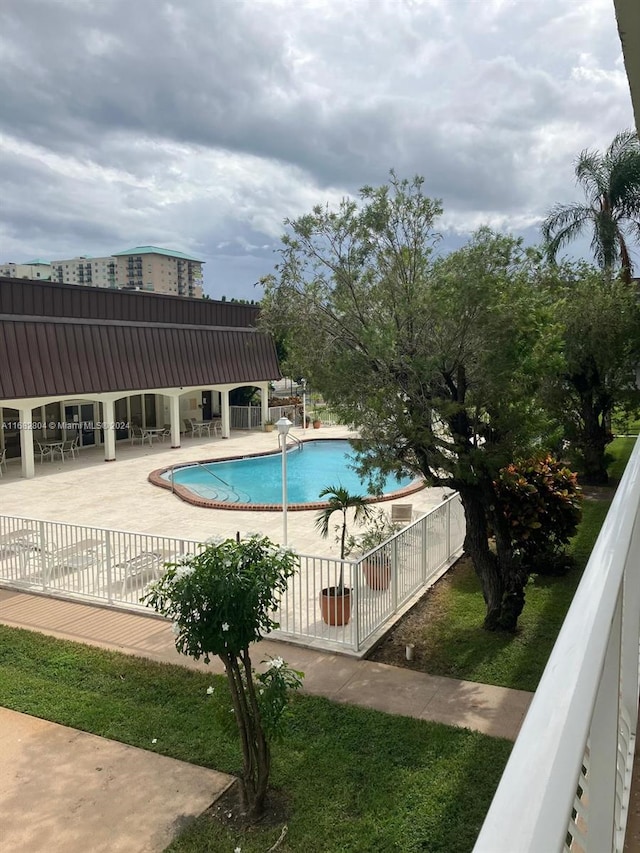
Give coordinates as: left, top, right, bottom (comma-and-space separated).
301, 378, 307, 430
276, 416, 292, 545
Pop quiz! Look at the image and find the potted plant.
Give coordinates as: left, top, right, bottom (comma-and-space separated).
345, 509, 402, 590
312, 410, 322, 429
264, 419, 275, 433
315, 485, 373, 626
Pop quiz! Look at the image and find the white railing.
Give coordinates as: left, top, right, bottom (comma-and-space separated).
0, 493, 464, 654
0, 516, 202, 606
229, 405, 263, 430
228, 404, 299, 429
268, 405, 298, 425
273, 493, 465, 652
474, 435, 640, 853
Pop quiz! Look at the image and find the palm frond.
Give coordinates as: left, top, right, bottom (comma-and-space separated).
575, 150, 608, 207
541, 203, 593, 260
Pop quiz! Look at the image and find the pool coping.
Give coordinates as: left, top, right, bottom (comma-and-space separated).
148, 437, 426, 511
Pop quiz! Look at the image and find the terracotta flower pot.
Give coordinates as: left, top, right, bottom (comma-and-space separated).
312, 419, 321, 429
320, 586, 352, 626
362, 556, 391, 591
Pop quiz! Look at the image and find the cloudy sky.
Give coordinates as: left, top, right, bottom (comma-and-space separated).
0, 0, 635, 300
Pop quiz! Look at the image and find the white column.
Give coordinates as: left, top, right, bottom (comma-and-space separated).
170, 396, 181, 447
19, 407, 35, 479
221, 390, 230, 439
261, 383, 269, 426
103, 399, 116, 461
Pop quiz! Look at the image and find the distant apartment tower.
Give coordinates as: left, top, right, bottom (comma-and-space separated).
112, 246, 204, 298
0, 260, 51, 280
50, 256, 118, 289
48, 246, 205, 297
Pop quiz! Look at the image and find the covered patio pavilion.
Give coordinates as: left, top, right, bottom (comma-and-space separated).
0, 277, 280, 478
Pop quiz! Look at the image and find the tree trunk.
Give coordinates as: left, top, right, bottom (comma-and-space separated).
221, 651, 271, 822
489, 501, 528, 631
458, 486, 503, 630
241, 649, 270, 820
581, 437, 609, 485
459, 483, 527, 632
572, 365, 611, 485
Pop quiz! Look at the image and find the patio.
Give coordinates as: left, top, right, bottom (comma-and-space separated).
0, 425, 451, 557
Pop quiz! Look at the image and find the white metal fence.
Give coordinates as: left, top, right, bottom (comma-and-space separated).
228, 405, 299, 429
0, 494, 464, 654
474, 435, 640, 853
229, 405, 263, 430
273, 493, 464, 651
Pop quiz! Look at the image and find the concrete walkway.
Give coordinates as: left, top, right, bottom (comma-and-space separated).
0, 707, 233, 853
0, 589, 533, 852
0, 588, 533, 741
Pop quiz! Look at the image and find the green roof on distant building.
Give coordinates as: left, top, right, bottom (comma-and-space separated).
112, 246, 204, 262
25, 259, 50, 265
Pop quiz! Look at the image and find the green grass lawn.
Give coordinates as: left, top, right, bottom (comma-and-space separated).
372, 437, 636, 693
0, 625, 512, 853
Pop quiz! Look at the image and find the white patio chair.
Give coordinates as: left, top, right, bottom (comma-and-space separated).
36, 441, 54, 464
61, 436, 80, 460
130, 424, 146, 445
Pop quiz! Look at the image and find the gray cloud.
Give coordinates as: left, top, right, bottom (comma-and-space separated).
0, 0, 635, 297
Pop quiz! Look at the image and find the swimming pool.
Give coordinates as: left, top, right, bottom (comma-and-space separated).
153, 439, 422, 510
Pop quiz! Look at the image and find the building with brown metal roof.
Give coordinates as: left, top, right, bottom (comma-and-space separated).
0, 277, 281, 477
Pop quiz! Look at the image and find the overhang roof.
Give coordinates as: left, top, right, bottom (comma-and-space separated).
0, 277, 280, 401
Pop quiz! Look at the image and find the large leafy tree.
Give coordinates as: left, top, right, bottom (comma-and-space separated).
542, 130, 640, 282
542, 264, 640, 484
261, 175, 557, 631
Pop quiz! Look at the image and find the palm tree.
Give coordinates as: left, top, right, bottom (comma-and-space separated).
315, 485, 373, 593
542, 129, 640, 282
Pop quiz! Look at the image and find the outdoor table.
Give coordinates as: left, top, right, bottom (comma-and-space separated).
40, 439, 66, 462
140, 427, 165, 446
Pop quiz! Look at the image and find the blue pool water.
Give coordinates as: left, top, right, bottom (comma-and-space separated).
163, 439, 416, 505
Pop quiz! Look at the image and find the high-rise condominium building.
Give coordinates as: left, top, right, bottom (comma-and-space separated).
48, 246, 205, 297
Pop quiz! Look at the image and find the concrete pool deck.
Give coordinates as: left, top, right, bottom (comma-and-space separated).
0, 426, 450, 556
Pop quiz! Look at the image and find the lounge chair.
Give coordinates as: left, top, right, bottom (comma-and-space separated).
112, 549, 174, 596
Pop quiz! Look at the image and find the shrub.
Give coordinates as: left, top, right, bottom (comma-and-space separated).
494, 455, 583, 575
142, 535, 303, 820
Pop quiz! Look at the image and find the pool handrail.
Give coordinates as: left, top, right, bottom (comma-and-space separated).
169, 462, 251, 503
278, 433, 302, 451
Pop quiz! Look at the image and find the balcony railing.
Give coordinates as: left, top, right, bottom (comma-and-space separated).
474, 435, 640, 853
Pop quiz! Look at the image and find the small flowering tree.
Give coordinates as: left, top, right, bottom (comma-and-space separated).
142, 535, 302, 820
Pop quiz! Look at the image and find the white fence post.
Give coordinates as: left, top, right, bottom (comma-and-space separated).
39, 519, 47, 591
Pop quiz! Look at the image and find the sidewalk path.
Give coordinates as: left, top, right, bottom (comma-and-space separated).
0, 588, 533, 741
0, 706, 233, 853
